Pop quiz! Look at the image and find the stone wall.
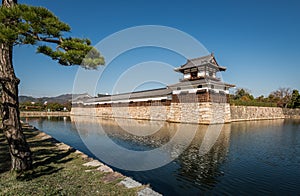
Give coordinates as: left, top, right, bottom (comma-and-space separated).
20, 111, 70, 117
283, 108, 300, 119
71, 90, 234, 124
71, 102, 231, 124
70, 107, 97, 116
71, 105, 300, 124
230, 106, 285, 122
167, 102, 231, 124
71, 106, 169, 121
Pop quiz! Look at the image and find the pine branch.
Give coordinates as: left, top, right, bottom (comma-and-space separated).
0, 4, 105, 68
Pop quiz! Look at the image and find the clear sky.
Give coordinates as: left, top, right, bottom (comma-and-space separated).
15, 0, 300, 97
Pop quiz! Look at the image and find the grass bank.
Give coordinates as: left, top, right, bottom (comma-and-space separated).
0, 127, 140, 195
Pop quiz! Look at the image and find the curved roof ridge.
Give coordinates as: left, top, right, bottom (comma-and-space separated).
175, 53, 227, 72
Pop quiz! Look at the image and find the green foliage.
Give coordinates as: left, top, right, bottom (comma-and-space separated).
19, 101, 44, 111
20, 101, 71, 112
230, 88, 286, 107
288, 90, 300, 108
230, 99, 277, 107
232, 88, 254, 101
37, 40, 104, 68
230, 88, 300, 108
269, 88, 292, 108
46, 102, 64, 111
0, 5, 69, 44
296, 96, 300, 108
0, 4, 104, 69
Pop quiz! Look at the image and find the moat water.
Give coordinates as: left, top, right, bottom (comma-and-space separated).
23, 116, 300, 195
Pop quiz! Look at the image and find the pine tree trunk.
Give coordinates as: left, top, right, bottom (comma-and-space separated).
1, 0, 32, 173
0, 42, 32, 171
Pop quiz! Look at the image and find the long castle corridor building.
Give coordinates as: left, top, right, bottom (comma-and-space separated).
72, 54, 236, 124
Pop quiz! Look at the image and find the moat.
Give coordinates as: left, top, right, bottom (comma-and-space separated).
23, 117, 300, 195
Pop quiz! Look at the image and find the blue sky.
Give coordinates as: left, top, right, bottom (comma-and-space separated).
15, 0, 300, 97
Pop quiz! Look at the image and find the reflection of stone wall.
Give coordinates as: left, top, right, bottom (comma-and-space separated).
71, 115, 175, 146
71, 102, 231, 124
20, 111, 70, 117
230, 106, 285, 121
230, 119, 285, 135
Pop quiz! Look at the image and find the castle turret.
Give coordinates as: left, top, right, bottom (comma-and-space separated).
170, 53, 235, 94
175, 53, 226, 81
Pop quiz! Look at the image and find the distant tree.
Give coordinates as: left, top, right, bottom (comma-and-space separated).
269, 88, 292, 108
47, 102, 64, 111
267, 93, 279, 103
63, 101, 72, 111
19, 101, 44, 111
256, 95, 265, 102
288, 90, 300, 108
233, 88, 254, 100
0, 0, 104, 172
296, 95, 300, 108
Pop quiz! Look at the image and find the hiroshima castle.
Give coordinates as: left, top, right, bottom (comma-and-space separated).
72, 53, 236, 124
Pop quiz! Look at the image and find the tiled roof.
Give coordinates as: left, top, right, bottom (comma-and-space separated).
175, 53, 226, 72
168, 78, 234, 88
85, 88, 172, 103
72, 93, 93, 102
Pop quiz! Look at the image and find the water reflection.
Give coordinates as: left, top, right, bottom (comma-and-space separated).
71, 116, 230, 188
73, 116, 197, 170
176, 124, 231, 190
23, 117, 300, 195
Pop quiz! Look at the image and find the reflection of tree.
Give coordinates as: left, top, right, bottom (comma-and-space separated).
25, 116, 72, 130
23, 117, 46, 130
231, 119, 284, 133
284, 118, 300, 126
176, 124, 231, 188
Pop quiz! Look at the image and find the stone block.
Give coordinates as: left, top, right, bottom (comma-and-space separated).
83, 160, 103, 167
119, 177, 142, 188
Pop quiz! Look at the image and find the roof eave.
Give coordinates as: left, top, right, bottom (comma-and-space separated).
225, 83, 235, 87
219, 66, 227, 71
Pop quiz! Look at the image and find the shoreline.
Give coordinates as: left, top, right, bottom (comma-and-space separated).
1, 122, 161, 195
20, 111, 70, 117
17, 111, 300, 195
20, 107, 300, 123
27, 124, 162, 196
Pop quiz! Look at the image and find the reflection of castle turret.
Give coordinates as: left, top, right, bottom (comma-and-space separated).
176, 124, 231, 189
71, 116, 231, 176
71, 116, 233, 191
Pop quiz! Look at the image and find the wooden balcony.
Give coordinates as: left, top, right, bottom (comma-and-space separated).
180, 76, 221, 82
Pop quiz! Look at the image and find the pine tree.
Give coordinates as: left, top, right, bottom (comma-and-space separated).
0, 0, 104, 172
